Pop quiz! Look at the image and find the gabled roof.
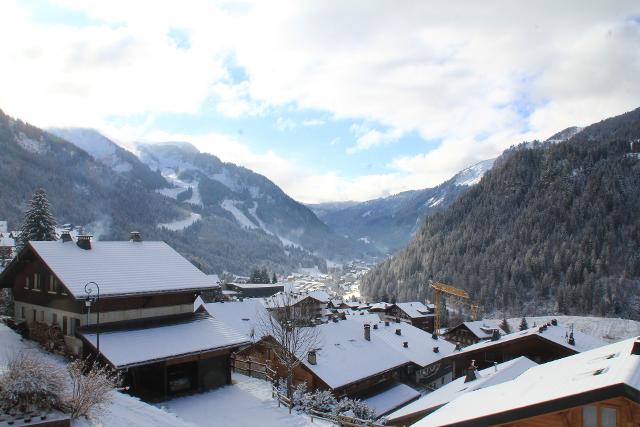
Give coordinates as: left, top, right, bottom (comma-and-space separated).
448, 322, 606, 358
80, 313, 250, 368
415, 337, 640, 427
300, 319, 409, 389
446, 320, 505, 340
8, 240, 218, 298
393, 302, 432, 318
386, 357, 537, 424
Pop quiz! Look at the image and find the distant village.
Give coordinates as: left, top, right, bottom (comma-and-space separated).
2, 214, 640, 427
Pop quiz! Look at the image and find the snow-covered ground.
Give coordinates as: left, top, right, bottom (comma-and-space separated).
506, 316, 640, 343
221, 200, 258, 229
163, 374, 328, 427
156, 169, 202, 206
0, 322, 192, 427
454, 159, 495, 186
157, 212, 201, 231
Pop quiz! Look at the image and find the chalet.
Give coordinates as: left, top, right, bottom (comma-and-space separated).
263, 291, 328, 321
0, 233, 250, 400
0, 221, 15, 266
444, 320, 605, 379
443, 320, 506, 346
225, 282, 284, 298
388, 302, 435, 332
385, 357, 537, 426
369, 302, 392, 313
414, 337, 640, 427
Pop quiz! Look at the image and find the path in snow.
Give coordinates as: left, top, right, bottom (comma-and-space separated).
157, 212, 201, 231
163, 374, 329, 427
221, 200, 258, 229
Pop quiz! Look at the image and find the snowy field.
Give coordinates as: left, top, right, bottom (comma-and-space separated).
163, 374, 328, 427
506, 316, 640, 343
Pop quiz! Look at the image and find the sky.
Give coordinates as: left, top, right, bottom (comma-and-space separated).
1, 1, 639, 203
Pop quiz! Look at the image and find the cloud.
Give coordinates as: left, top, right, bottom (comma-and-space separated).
302, 119, 325, 126
2, 0, 640, 202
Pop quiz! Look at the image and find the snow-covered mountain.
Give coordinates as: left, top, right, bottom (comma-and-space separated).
136, 142, 376, 261
48, 128, 167, 190
310, 159, 495, 253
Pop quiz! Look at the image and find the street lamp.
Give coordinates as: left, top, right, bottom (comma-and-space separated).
84, 281, 100, 358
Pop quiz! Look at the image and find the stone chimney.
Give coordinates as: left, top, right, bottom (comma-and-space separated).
76, 235, 92, 250
364, 324, 371, 341
395, 328, 402, 336
464, 360, 478, 383
307, 350, 317, 365
60, 230, 73, 242
130, 231, 142, 242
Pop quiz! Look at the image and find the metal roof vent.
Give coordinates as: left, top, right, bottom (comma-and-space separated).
364, 324, 371, 341
76, 235, 92, 250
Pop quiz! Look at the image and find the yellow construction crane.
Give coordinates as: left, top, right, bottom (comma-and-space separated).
429, 280, 482, 334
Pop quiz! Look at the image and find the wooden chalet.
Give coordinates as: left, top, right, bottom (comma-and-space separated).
443, 320, 505, 346
388, 302, 435, 332
225, 282, 284, 298
0, 232, 250, 401
443, 321, 606, 379
414, 337, 640, 427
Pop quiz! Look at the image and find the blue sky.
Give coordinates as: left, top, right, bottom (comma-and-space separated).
1, 0, 639, 202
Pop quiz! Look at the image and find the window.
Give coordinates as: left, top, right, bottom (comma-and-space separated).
24, 276, 30, 289
20, 306, 25, 319
32, 309, 37, 322
52, 313, 58, 326
33, 273, 40, 291
48, 276, 57, 293
39, 311, 44, 322
69, 318, 80, 336
62, 316, 68, 335
583, 405, 617, 427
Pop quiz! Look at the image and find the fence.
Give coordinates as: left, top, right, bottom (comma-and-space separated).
230, 354, 276, 382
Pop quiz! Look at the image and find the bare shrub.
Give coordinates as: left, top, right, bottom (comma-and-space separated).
64, 358, 121, 419
0, 352, 67, 411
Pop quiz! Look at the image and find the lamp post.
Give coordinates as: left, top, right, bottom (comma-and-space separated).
84, 281, 100, 358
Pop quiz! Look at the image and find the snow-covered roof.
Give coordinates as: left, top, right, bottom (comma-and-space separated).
447, 320, 504, 339
415, 337, 640, 426
25, 240, 218, 298
81, 314, 250, 368
450, 322, 606, 357
386, 357, 537, 423
200, 299, 269, 342
228, 282, 284, 289
360, 318, 457, 368
369, 302, 392, 311
393, 302, 432, 318
263, 290, 330, 309
362, 383, 421, 417
301, 319, 409, 389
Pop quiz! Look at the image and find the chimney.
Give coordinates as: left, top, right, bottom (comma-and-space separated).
433, 346, 439, 353
568, 332, 575, 346
60, 230, 73, 242
76, 235, 92, 250
384, 321, 390, 327
403, 341, 408, 348
395, 328, 402, 336
432, 333, 438, 340
464, 360, 478, 383
455, 342, 462, 351
551, 318, 558, 326
130, 231, 142, 242
307, 350, 317, 365
373, 324, 378, 330
395, 318, 401, 323
364, 324, 371, 341
491, 329, 501, 341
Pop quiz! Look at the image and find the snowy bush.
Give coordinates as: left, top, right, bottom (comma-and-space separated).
333, 397, 353, 415
332, 397, 377, 421
275, 378, 288, 396
292, 382, 308, 407
0, 352, 67, 411
64, 358, 121, 419
300, 389, 336, 413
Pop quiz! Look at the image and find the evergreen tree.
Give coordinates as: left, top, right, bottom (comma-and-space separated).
249, 268, 261, 284
260, 267, 269, 284
272, 273, 277, 284
518, 317, 529, 331
18, 188, 57, 250
499, 317, 511, 333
